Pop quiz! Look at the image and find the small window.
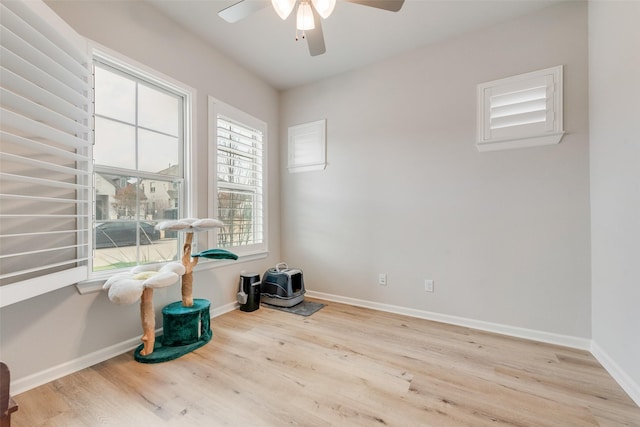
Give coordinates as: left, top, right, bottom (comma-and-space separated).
477, 65, 564, 152
288, 119, 326, 173
209, 97, 267, 256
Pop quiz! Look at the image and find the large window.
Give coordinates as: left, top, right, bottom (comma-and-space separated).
209, 97, 266, 256
92, 54, 191, 273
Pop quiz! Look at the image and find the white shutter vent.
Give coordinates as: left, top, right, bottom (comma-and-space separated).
477, 66, 564, 152
288, 119, 326, 173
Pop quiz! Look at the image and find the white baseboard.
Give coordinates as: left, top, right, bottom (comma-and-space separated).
212, 300, 239, 318
591, 341, 640, 407
11, 300, 239, 396
306, 290, 591, 350
11, 336, 143, 396
307, 290, 640, 405
17, 294, 638, 409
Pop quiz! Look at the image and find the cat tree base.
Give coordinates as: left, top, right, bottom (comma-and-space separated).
134, 298, 212, 363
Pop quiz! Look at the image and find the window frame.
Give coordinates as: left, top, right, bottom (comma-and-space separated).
88, 45, 196, 279
208, 96, 268, 258
476, 65, 564, 152
288, 119, 327, 173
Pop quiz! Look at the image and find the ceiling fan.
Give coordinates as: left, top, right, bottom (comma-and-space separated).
217, 0, 405, 56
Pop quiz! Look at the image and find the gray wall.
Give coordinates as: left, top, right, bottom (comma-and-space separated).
0, 0, 281, 385
280, 1, 591, 338
589, 0, 640, 398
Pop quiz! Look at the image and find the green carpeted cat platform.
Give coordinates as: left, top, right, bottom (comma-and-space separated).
134, 298, 212, 363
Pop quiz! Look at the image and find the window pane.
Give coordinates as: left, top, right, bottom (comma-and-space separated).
142, 177, 180, 266
94, 117, 136, 170
138, 128, 179, 175
218, 188, 259, 247
94, 174, 181, 271
138, 84, 180, 136
94, 65, 136, 124
93, 220, 177, 272
95, 174, 142, 220
140, 178, 181, 221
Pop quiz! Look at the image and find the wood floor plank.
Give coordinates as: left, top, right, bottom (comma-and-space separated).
11, 299, 640, 426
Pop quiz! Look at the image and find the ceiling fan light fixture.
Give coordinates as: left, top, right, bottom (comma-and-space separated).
296, 1, 315, 31
311, 0, 336, 19
272, 0, 296, 20
219, 0, 405, 55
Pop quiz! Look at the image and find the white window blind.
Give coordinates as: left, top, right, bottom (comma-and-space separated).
288, 119, 326, 173
209, 97, 266, 255
0, 0, 91, 307
477, 66, 564, 152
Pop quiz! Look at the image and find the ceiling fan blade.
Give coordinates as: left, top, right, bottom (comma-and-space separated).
306, 10, 326, 56
218, 0, 271, 23
343, 0, 405, 12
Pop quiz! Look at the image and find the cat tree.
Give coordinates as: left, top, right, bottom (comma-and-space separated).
103, 218, 237, 363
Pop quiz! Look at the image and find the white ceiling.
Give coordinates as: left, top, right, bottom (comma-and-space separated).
146, 0, 561, 90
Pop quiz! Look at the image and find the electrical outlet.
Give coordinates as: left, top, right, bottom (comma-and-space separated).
424, 279, 434, 292
378, 273, 387, 286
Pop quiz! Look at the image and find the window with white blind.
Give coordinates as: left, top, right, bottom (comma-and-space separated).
0, 0, 91, 307
288, 119, 326, 173
477, 65, 564, 152
92, 52, 192, 274
208, 97, 267, 256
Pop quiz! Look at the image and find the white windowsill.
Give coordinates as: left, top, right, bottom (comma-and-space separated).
76, 251, 268, 295
476, 132, 564, 152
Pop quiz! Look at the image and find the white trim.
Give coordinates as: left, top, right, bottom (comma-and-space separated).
11, 335, 143, 395
591, 341, 640, 407
309, 290, 639, 403
11, 300, 239, 395
1, 267, 87, 307
90, 42, 196, 99
211, 300, 240, 318
306, 290, 591, 350
476, 132, 564, 152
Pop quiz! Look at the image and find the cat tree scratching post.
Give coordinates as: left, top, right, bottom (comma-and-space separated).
180, 231, 198, 307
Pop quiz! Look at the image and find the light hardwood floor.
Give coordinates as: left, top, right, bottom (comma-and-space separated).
12, 299, 640, 426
